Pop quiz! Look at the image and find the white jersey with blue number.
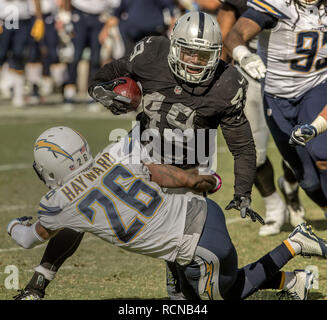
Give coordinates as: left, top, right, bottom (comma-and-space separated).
248, 0, 327, 98
37, 134, 205, 264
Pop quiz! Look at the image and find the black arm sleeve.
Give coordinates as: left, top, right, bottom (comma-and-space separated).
221, 112, 256, 197
220, 110, 257, 198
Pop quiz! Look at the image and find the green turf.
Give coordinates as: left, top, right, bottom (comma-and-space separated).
1, 107, 327, 300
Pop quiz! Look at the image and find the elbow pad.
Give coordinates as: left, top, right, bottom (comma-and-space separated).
11, 222, 46, 249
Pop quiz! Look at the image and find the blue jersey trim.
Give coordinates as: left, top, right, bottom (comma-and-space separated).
242, 7, 279, 29
247, 0, 290, 20
38, 202, 62, 216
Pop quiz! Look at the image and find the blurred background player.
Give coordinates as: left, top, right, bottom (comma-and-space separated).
0, 0, 43, 108
224, 0, 327, 220
98, 0, 177, 59
194, 0, 221, 16
25, 0, 65, 104
57, 0, 120, 112
217, 0, 305, 236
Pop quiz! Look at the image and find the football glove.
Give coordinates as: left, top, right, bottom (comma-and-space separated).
91, 79, 132, 115
208, 171, 222, 194
233, 45, 266, 80
225, 195, 265, 225
289, 124, 317, 147
240, 53, 266, 80
7, 216, 33, 236
31, 18, 45, 42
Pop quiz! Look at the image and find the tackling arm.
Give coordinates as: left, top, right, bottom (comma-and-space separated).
145, 164, 219, 193
8, 218, 57, 249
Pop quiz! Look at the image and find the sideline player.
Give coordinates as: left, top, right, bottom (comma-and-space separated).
58, 0, 120, 112
224, 0, 327, 219
98, 0, 177, 58
217, 0, 306, 236
8, 126, 325, 300
0, 0, 43, 107
12, 11, 259, 301
26, 0, 61, 103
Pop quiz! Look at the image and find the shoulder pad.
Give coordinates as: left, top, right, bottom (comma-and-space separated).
38, 191, 63, 217
128, 36, 169, 64
247, 0, 292, 19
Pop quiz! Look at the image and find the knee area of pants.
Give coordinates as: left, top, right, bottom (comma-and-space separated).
299, 180, 321, 193
48, 52, 59, 63
184, 263, 201, 281
218, 243, 235, 261
10, 57, 24, 70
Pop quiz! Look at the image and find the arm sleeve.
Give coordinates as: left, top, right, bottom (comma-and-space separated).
11, 222, 46, 249
221, 114, 257, 197
219, 73, 257, 198
241, 7, 278, 29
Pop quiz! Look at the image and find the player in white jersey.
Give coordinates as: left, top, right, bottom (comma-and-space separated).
217, 0, 306, 237
224, 0, 327, 219
8, 126, 327, 300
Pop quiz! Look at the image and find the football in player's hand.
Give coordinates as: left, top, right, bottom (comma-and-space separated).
113, 77, 142, 111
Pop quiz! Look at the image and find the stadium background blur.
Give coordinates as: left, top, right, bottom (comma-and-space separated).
0, 0, 326, 300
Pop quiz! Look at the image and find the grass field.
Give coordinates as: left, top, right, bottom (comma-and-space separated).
1, 96, 327, 301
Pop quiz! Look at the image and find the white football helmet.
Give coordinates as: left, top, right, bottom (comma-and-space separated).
168, 11, 222, 84
33, 126, 93, 189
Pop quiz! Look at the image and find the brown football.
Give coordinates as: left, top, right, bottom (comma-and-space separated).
113, 77, 142, 111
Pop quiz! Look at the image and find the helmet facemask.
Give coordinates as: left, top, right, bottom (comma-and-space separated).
168, 11, 223, 84
169, 39, 222, 83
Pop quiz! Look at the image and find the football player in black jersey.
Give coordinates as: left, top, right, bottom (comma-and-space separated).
217, 0, 306, 236
89, 12, 256, 198
14, 11, 264, 300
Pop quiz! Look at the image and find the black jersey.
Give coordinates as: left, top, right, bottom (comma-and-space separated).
220, 0, 247, 17
89, 36, 256, 197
